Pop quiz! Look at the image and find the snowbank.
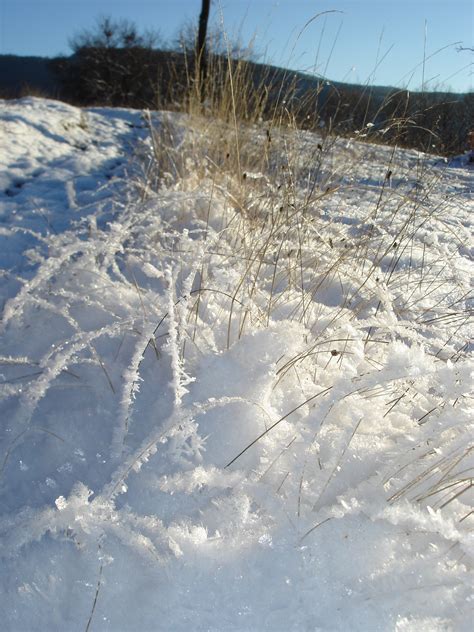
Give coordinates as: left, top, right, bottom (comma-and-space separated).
0, 98, 472, 631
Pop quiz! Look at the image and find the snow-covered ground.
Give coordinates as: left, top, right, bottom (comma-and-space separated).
0, 97, 472, 631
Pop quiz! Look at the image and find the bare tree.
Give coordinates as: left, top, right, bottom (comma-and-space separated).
60, 16, 162, 106
196, 0, 211, 100
69, 16, 159, 51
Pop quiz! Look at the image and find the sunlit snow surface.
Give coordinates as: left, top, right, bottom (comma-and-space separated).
0, 98, 472, 631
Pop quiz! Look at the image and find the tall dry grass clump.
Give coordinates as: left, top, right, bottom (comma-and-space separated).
145, 23, 468, 344
139, 21, 471, 504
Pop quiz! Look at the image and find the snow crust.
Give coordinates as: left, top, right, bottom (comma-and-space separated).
0, 98, 472, 631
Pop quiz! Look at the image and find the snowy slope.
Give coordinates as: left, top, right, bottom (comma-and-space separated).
0, 98, 472, 632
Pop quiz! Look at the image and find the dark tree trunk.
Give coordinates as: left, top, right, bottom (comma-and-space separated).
196, 0, 210, 101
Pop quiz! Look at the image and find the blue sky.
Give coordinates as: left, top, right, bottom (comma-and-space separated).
0, 1, 472, 92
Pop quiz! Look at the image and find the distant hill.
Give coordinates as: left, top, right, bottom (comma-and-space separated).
0, 55, 60, 98
1, 53, 467, 104
0, 53, 471, 155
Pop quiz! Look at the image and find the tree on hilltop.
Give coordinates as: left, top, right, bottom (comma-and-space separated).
196, 0, 211, 101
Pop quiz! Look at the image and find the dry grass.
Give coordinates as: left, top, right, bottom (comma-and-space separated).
139, 23, 472, 514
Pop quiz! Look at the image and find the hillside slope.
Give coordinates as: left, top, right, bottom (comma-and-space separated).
0, 98, 472, 631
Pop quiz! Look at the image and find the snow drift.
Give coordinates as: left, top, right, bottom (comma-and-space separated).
0, 98, 472, 631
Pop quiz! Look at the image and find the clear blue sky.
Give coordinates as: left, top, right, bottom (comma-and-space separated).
0, 1, 472, 92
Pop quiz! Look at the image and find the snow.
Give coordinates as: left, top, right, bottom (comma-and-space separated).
0, 97, 472, 631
